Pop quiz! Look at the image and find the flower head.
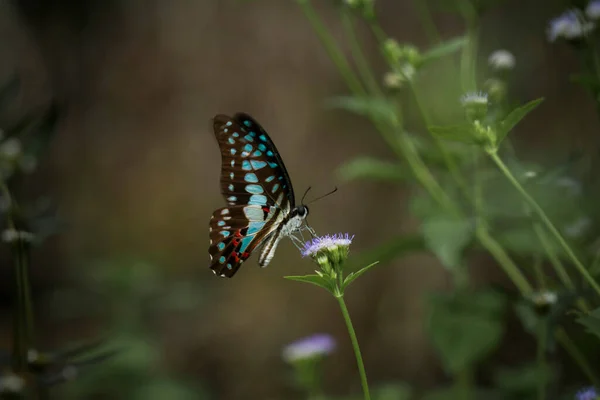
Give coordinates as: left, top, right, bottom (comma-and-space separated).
576, 387, 599, 400
460, 91, 488, 107
587, 1, 600, 20
282, 333, 336, 363
302, 233, 354, 275
488, 49, 515, 70
547, 10, 595, 42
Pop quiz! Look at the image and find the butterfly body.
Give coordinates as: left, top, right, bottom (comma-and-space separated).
209, 113, 308, 278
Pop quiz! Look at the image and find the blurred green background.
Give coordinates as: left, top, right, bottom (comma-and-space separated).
0, 0, 599, 399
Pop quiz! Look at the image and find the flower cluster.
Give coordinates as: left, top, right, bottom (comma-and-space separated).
302, 233, 354, 275
576, 387, 599, 400
547, 9, 595, 42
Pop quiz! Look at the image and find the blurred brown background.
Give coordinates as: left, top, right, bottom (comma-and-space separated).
0, 0, 599, 399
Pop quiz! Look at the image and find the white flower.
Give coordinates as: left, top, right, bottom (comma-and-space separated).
530, 290, 558, 306
0, 138, 21, 159
488, 50, 515, 70
460, 91, 488, 107
523, 171, 538, 179
0, 373, 25, 393
586, 1, 600, 20
301, 233, 353, 258
547, 9, 596, 42
2, 229, 34, 243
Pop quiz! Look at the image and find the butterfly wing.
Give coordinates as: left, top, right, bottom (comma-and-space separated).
209, 205, 284, 277
209, 113, 296, 277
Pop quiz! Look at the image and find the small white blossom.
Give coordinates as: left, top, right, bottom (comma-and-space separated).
565, 216, 592, 238
0, 373, 25, 393
547, 9, 596, 42
523, 171, 538, 179
2, 229, 35, 243
0, 138, 21, 159
488, 50, 516, 70
460, 91, 488, 107
530, 290, 558, 306
302, 233, 353, 258
586, 1, 600, 20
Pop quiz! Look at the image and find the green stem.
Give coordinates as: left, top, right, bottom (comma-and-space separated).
411, 0, 440, 44
298, 0, 366, 96
533, 223, 573, 290
555, 327, 599, 386
341, 10, 383, 98
537, 320, 547, 400
336, 295, 371, 400
2, 184, 34, 373
488, 151, 600, 296
456, 367, 472, 400
458, 0, 478, 92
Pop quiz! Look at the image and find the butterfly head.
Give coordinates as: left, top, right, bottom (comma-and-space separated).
294, 205, 309, 218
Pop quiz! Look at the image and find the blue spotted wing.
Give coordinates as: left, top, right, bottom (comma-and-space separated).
209, 113, 296, 277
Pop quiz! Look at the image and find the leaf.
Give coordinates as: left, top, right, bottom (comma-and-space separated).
324, 96, 399, 124
284, 274, 335, 294
427, 124, 478, 144
342, 261, 379, 290
497, 98, 544, 144
422, 215, 473, 270
493, 363, 555, 394
576, 307, 600, 340
427, 291, 506, 373
420, 36, 467, 65
337, 157, 408, 183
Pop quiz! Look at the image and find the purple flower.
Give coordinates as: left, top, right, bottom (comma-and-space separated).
282, 334, 336, 362
547, 10, 595, 42
576, 387, 598, 400
301, 233, 354, 258
587, 1, 600, 20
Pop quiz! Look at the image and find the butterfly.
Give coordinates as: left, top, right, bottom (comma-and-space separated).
208, 112, 310, 278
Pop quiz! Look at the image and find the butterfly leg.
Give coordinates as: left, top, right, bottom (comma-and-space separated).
289, 234, 304, 250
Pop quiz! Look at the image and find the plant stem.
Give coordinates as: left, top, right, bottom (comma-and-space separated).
412, 0, 440, 44
298, 0, 366, 96
555, 327, 599, 386
488, 151, 600, 296
336, 295, 371, 400
537, 320, 547, 400
340, 10, 383, 98
456, 367, 472, 400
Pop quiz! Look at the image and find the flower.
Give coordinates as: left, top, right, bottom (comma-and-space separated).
0, 372, 25, 394
282, 333, 336, 363
460, 91, 488, 107
576, 387, 598, 400
488, 50, 515, 70
302, 233, 353, 258
547, 10, 595, 42
586, 1, 600, 20
529, 290, 558, 307
302, 233, 354, 276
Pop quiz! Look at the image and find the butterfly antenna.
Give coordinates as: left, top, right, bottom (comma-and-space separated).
305, 186, 338, 205
300, 186, 312, 204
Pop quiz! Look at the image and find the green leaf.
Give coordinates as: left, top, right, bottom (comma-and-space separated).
427, 291, 506, 373
337, 157, 408, 182
422, 215, 473, 270
325, 96, 398, 124
342, 261, 379, 290
284, 274, 335, 294
420, 36, 467, 65
497, 98, 544, 144
428, 124, 478, 144
576, 307, 600, 339
494, 363, 556, 395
